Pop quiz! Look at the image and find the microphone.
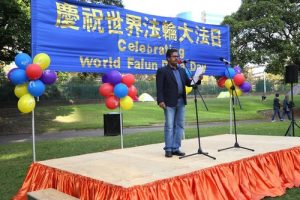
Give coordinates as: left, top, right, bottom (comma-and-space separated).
219, 57, 231, 65
178, 59, 191, 64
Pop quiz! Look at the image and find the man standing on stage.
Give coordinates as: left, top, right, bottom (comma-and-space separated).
156, 48, 202, 158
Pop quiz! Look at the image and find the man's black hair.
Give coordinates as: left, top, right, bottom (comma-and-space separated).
166, 48, 178, 58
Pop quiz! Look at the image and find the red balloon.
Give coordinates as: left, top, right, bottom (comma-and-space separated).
105, 96, 119, 109
26, 64, 43, 80
233, 74, 245, 86
127, 85, 137, 99
133, 96, 138, 101
217, 76, 227, 88
99, 83, 114, 97
122, 74, 135, 87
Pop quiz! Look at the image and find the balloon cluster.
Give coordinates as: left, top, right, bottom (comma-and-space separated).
99, 70, 138, 110
217, 66, 251, 96
7, 53, 57, 113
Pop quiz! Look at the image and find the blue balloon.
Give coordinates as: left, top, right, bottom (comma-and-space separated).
28, 80, 45, 97
7, 68, 17, 80
9, 68, 28, 85
14, 53, 32, 69
114, 83, 128, 98
224, 68, 236, 79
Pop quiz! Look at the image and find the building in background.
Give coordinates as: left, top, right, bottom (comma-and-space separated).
176, 10, 225, 24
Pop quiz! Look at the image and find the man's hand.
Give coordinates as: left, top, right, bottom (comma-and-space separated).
159, 102, 166, 109
198, 75, 203, 80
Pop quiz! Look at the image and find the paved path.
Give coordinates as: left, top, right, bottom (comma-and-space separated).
0, 119, 267, 145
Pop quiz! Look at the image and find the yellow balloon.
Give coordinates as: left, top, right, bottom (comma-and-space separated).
229, 87, 243, 96
14, 83, 28, 98
33, 53, 51, 70
120, 96, 133, 110
185, 86, 192, 94
17, 94, 36, 113
224, 79, 233, 90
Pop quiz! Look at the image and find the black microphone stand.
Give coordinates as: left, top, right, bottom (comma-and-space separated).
179, 61, 216, 160
284, 82, 300, 136
218, 61, 254, 152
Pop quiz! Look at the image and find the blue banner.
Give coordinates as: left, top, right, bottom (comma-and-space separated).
31, 0, 230, 76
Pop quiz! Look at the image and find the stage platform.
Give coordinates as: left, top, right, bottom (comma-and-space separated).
14, 134, 300, 200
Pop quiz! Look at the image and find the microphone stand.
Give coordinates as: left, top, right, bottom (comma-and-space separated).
284, 82, 300, 136
218, 61, 254, 152
179, 61, 216, 160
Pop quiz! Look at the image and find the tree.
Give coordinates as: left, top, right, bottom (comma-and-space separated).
222, 0, 300, 75
0, 0, 31, 64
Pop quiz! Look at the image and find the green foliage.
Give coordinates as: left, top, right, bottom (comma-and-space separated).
222, 0, 300, 74
135, 80, 156, 97
0, 0, 31, 64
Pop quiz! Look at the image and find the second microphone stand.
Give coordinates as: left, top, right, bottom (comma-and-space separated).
284, 82, 300, 136
218, 63, 254, 152
179, 61, 216, 160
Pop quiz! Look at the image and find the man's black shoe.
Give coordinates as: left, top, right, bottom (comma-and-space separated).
172, 151, 185, 156
165, 151, 173, 158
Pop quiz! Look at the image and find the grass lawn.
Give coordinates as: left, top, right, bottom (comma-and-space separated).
4, 94, 290, 134
0, 95, 299, 199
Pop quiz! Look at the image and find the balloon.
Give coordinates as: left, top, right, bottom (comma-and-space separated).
127, 85, 137, 99
133, 96, 138, 101
224, 79, 234, 90
105, 96, 119, 109
40, 70, 57, 85
114, 83, 128, 98
14, 53, 32, 69
229, 86, 243, 96
99, 83, 114, 97
224, 68, 236, 79
28, 80, 46, 97
234, 66, 242, 74
9, 68, 28, 85
26, 64, 43, 80
233, 74, 245, 86
102, 73, 109, 83
7, 68, 17, 80
122, 74, 135, 87
17, 94, 36, 113
217, 76, 227, 88
14, 83, 28, 98
240, 82, 252, 93
33, 53, 51, 70
120, 96, 133, 110
185, 86, 192, 94
107, 70, 122, 85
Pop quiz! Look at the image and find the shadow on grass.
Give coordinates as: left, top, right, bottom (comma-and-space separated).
0, 105, 75, 135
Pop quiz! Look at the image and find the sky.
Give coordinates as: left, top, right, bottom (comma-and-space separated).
122, 0, 241, 24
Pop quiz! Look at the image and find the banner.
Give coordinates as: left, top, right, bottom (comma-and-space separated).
31, 0, 230, 75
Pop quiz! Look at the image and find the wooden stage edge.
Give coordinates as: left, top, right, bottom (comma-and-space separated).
39, 134, 300, 188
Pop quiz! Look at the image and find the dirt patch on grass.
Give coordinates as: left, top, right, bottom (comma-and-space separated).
258, 108, 300, 119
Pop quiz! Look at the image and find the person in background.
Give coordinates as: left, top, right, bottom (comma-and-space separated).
271, 93, 283, 122
156, 48, 202, 158
282, 95, 292, 120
